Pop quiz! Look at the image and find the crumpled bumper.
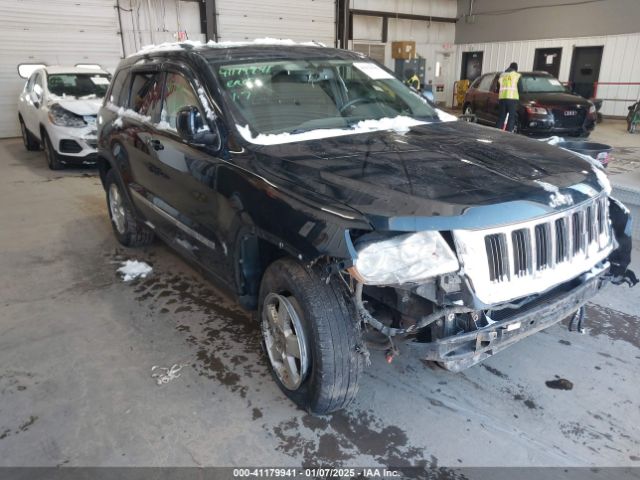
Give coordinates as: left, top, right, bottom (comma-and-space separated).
409, 266, 610, 371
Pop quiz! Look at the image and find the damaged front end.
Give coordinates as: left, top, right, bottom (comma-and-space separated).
345, 196, 636, 371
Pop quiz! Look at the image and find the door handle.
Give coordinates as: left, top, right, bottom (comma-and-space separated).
147, 138, 164, 150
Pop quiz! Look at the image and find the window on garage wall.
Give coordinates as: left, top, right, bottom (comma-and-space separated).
353, 43, 386, 65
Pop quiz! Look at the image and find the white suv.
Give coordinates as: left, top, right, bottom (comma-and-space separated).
17, 66, 111, 169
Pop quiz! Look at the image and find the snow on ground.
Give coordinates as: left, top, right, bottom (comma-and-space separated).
118, 260, 153, 281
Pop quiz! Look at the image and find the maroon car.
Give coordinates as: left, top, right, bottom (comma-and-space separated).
463, 71, 597, 137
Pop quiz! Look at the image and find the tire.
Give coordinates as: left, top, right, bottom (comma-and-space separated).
105, 169, 155, 247
41, 130, 63, 170
258, 258, 363, 414
19, 117, 40, 151
462, 104, 476, 122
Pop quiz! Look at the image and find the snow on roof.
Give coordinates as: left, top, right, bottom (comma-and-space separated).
131, 38, 326, 57
44, 66, 110, 75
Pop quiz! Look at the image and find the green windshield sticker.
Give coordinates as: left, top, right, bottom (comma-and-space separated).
220, 64, 275, 101
219, 64, 273, 78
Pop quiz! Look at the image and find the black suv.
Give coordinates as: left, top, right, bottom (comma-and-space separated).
463, 71, 597, 137
97, 43, 634, 414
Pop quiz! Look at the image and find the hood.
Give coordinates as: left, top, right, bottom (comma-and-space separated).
52, 98, 102, 116
248, 121, 605, 231
520, 91, 592, 108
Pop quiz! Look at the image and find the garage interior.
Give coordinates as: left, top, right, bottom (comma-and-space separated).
1, 0, 640, 474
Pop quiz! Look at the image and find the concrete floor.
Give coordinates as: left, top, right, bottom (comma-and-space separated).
1, 119, 640, 469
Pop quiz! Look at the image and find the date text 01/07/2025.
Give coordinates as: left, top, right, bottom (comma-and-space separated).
232, 468, 402, 477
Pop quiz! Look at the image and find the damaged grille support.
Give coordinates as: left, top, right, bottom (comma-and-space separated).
354, 283, 471, 337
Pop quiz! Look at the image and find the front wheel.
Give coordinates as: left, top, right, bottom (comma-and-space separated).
19, 117, 40, 151
462, 104, 476, 122
42, 130, 62, 170
258, 258, 363, 414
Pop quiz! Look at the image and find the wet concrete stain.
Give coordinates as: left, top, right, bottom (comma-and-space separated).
17, 415, 37, 432
513, 394, 538, 410
545, 378, 574, 390
481, 364, 509, 379
558, 339, 571, 346
0, 370, 36, 395
273, 411, 428, 466
582, 303, 640, 349
0, 415, 38, 441
252, 408, 263, 420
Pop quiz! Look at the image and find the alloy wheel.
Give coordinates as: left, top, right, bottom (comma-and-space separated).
108, 183, 126, 234
261, 293, 309, 390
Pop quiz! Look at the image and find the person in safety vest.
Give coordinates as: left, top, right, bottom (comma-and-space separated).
496, 62, 521, 132
404, 69, 421, 90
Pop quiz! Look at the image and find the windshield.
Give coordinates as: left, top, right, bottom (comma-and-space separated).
47, 73, 111, 99
520, 75, 566, 93
215, 58, 438, 136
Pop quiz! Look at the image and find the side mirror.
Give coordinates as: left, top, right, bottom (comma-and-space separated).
421, 90, 435, 104
176, 105, 218, 146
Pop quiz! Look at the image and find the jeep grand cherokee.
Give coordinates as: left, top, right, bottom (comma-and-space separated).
96, 42, 635, 414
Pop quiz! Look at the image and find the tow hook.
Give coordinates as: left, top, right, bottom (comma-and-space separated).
568, 306, 586, 334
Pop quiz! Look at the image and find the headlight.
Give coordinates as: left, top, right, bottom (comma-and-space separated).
526, 106, 548, 115
350, 231, 459, 285
588, 104, 597, 114
48, 104, 86, 127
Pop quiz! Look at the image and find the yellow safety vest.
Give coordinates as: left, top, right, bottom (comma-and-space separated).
405, 74, 421, 90
498, 71, 521, 100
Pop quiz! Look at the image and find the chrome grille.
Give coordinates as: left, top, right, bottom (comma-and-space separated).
511, 229, 532, 276
484, 234, 509, 281
454, 195, 613, 305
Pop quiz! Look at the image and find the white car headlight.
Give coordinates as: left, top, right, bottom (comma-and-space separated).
48, 104, 86, 128
351, 231, 459, 285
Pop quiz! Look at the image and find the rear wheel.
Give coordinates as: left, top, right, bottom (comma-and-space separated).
258, 258, 363, 414
42, 130, 63, 170
19, 117, 40, 151
105, 169, 155, 247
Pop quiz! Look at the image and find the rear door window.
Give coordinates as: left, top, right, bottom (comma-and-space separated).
477, 75, 494, 91
130, 71, 164, 121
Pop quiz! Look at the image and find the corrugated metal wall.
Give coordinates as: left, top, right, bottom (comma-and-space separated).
216, 0, 335, 45
456, 32, 640, 116
120, 0, 204, 56
0, 0, 123, 137
351, 0, 457, 105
